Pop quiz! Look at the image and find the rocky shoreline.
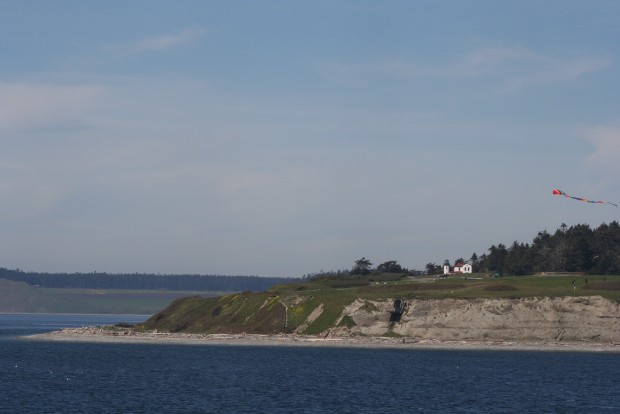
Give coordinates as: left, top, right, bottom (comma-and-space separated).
25, 327, 620, 353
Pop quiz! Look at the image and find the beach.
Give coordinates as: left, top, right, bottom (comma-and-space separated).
25, 327, 620, 353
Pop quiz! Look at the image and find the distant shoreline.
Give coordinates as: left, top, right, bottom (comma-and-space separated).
24, 327, 620, 353
0, 312, 149, 316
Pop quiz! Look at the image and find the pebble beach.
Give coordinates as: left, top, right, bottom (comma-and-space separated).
26, 327, 620, 353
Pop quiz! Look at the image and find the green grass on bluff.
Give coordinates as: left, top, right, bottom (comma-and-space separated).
141, 273, 620, 335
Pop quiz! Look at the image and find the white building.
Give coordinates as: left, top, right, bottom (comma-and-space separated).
443, 263, 473, 275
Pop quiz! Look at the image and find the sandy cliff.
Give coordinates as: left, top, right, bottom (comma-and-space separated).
329, 296, 620, 343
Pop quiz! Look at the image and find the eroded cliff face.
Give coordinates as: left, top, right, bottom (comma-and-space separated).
329, 296, 620, 343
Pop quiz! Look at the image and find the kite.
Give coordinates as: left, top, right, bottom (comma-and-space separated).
552, 189, 617, 207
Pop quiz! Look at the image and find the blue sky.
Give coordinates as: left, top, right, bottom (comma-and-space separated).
1, 1, 618, 277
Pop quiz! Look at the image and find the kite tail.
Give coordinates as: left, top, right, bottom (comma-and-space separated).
552, 188, 617, 208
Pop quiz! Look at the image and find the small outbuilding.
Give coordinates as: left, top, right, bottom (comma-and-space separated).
443, 263, 473, 275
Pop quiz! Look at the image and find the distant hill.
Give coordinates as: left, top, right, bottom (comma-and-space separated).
0, 267, 295, 292
0, 278, 224, 314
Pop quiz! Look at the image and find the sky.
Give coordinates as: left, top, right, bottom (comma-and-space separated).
1, 1, 619, 277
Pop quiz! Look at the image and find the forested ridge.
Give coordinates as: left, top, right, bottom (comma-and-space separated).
431, 221, 620, 276
0, 269, 293, 292
307, 222, 620, 279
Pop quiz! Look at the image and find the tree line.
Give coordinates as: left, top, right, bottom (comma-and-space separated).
427, 221, 620, 276
3, 222, 619, 288
304, 221, 620, 279
0, 268, 293, 292
303, 258, 425, 280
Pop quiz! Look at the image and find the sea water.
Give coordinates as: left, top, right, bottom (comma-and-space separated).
1, 314, 619, 413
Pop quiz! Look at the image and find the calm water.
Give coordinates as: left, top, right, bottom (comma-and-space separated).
1, 314, 619, 413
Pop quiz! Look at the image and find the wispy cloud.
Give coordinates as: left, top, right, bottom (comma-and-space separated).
584, 123, 620, 177
460, 45, 611, 88
104, 27, 207, 56
0, 82, 102, 131
320, 44, 611, 90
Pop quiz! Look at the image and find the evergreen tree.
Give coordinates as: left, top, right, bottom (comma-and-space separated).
351, 257, 373, 275
470, 253, 479, 272
376, 260, 404, 273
